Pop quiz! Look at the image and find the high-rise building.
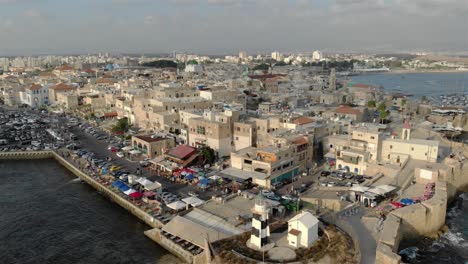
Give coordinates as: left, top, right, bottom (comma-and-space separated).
239, 51, 248, 60
312, 50, 322, 61
271, 51, 283, 61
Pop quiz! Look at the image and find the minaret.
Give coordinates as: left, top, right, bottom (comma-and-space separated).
402, 119, 411, 140
250, 195, 270, 249
329, 68, 336, 91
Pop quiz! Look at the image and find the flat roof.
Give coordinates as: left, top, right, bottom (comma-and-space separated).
384, 138, 439, 147
219, 167, 269, 181
162, 216, 232, 248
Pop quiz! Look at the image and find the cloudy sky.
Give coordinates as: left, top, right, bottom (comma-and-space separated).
0, 0, 467, 55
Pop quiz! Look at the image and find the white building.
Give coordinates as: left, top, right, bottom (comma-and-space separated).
287, 211, 319, 248
19, 84, 49, 107
271, 51, 283, 62
185, 64, 203, 73
312, 50, 323, 61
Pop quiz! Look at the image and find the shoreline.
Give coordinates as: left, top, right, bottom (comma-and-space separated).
0, 150, 198, 264
375, 69, 467, 75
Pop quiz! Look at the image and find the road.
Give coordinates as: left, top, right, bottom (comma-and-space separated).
70, 126, 215, 200
347, 212, 377, 264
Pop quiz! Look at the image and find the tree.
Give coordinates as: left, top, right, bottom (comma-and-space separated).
141, 60, 177, 68
111, 117, 130, 133
377, 102, 386, 112
367, 100, 376, 108
421, 96, 427, 103
201, 146, 216, 165
187, 60, 198, 65
253, 63, 269, 71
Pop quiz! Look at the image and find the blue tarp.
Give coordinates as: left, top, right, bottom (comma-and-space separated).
112, 181, 124, 188
185, 174, 195, 180
118, 184, 130, 192
199, 179, 209, 185
400, 198, 414, 205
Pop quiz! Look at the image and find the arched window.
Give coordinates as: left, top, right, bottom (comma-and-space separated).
354, 168, 359, 173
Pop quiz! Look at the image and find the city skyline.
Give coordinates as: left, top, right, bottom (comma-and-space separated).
0, 0, 467, 55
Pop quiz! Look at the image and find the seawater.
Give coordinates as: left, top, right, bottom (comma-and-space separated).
399, 193, 468, 264
350, 72, 468, 98
0, 159, 181, 264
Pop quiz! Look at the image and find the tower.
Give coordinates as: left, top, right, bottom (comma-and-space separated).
402, 119, 411, 140
250, 195, 270, 249
329, 68, 336, 91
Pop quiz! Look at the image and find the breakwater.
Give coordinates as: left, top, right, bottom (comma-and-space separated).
0, 151, 198, 263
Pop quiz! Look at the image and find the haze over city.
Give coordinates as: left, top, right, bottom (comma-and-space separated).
1, 0, 467, 55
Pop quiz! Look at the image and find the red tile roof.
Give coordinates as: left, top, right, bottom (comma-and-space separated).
167, 145, 197, 160
289, 228, 301, 236
293, 136, 309, 145
55, 65, 74, 71
50, 83, 76, 91
336, 106, 361, 115
96, 78, 116, 84
292, 116, 314, 125
29, 84, 42, 90
104, 111, 118, 118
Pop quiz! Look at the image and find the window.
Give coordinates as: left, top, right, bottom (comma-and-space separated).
411, 147, 414, 151
196, 126, 206, 135
390, 145, 393, 149
236, 127, 240, 131
370, 136, 375, 139
235, 137, 239, 141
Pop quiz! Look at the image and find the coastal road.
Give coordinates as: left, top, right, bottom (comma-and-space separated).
70, 127, 214, 200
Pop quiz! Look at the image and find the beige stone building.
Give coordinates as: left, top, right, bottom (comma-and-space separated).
188, 115, 232, 157
131, 135, 176, 158
233, 121, 257, 151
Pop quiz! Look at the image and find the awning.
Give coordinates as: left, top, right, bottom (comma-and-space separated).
167, 201, 187, 211
350, 184, 370, 193
124, 188, 137, 195
209, 175, 221, 180
144, 182, 162, 191
182, 197, 205, 207
324, 152, 336, 159
129, 149, 141, 155
185, 174, 195, 180
122, 146, 133, 151
199, 179, 210, 185
129, 192, 143, 199
118, 184, 130, 192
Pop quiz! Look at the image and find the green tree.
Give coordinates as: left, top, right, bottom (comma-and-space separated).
201, 146, 216, 165
141, 60, 177, 68
377, 102, 386, 112
253, 63, 269, 71
367, 100, 376, 108
187, 60, 198, 65
379, 110, 389, 124
111, 117, 130, 133
421, 96, 427, 103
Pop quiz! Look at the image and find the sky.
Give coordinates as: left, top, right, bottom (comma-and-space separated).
0, 0, 467, 55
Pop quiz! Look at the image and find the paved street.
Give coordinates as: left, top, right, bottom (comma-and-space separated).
70, 126, 215, 200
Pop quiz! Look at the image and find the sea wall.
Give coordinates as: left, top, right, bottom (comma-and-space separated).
0, 152, 208, 261
375, 156, 468, 264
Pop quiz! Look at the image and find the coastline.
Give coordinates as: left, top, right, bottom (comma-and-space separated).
0, 150, 198, 264
384, 69, 468, 75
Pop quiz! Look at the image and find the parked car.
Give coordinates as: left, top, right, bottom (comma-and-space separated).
320, 171, 331, 177
116, 152, 124, 158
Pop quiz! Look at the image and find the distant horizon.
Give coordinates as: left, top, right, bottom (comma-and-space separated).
1, 1, 466, 57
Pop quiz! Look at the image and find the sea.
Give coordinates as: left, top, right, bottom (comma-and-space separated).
349, 72, 468, 98
0, 159, 181, 264
399, 193, 468, 264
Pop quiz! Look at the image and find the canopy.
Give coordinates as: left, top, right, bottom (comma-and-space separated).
124, 188, 137, 195
350, 184, 370, 193
129, 192, 143, 199
129, 149, 141, 155
368, 185, 397, 196
182, 197, 205, 207
144, 182, 162, 191
143, 191, 156, 197
167, 201, 187, 211
118, 184, 130, 192
112, 181, 125, 188
122, 146, 133, 151
185, 174, 195, 180
199, 179, 210, 185
400, 198, 414, 205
